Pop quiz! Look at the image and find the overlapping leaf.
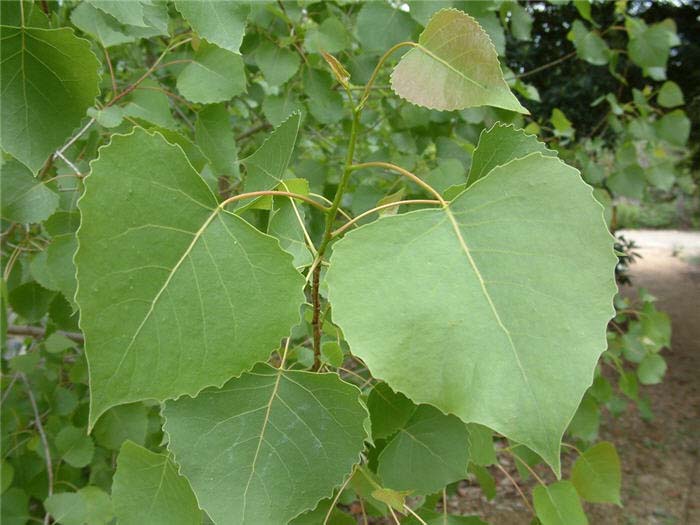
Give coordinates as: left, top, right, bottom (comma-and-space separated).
174, 0, 249, 54
163, 365, 368, 525
112, 441, 200, 525
0, 26, 100, 172
76, 128, 305, 428
327, 153, 617, 473
390, 9, 527, 113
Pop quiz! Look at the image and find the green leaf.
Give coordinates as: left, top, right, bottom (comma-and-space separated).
92, 403, 148, 450
424, 158, 466, 194
56, 426, 95, 468
321, 341, 344, 367
2, 488, 29, 525
122, 78, 177, 129
304, 17, 350, 54
195, 104, 239, 179
391, 9, 527, 113
255, 41, 301, 87
655, 109, 690, 146
87, 106, 124, 128
637, 353, 667, 385
174, 0, 249, 54
263, 91, 304, 127
163, 365, 368, 525
640, 301, 671, 349
568, 394, 600, 442
241, 112, 301, 194
467, 423, 496, 466
628, 22, 674, 69
71, 2, 168, 48
607, 164, 645, 200
470, 463, 496, 500
468, 123, 556, 187
551, 108, 574, 138
86, 0, 148, 27
567, 20, 609, 65
177, 42, 246, 104
378, 404, 471, 493
508, 1, 533, 41
112, 441, 200, 525
573, 0, 594, 23
303, 68, 344, 125
0, 26, 100, 173
44, 487, 113, 525
75, 128, 305, 427
9, 281, 54, 323
268, 179, 314, 269
1, 460, 14, 494
327, 153, 617, 474
367, 382, 416, 441
657, 80, 684, 108
533, 481, 588, 525
1, 159, 58, 223
407, 1, 454, 26
356, 1, 417, 54
571, 441, 621, 505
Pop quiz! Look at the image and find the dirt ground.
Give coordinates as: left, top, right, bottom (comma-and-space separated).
452, 230, 700, 524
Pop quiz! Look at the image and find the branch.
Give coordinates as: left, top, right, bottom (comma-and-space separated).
21, 373, 53, 524
505, 50, 577, 81
235, 122, 272, 141
8, 325, 84, 344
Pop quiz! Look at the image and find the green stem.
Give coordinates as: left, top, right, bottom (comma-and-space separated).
358, 41, 417, 110
310, 109, 360, 370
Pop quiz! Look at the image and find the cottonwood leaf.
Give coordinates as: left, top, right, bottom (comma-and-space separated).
177, 42, 246, 104
390, 9, 527, 113
367, 382, 416, 440
122, 78, 177, 129
356, 1, 417, 54
571, 441, 621, 505
304, 17, 350, 54
195, 103, 239, 179
44, 487, 113, 525
378, 404, 471, 494
263, 91, 304, 127
327, 153, 617, 474
112, 441, 200, 525
0, 159, 58, 223
163, 365, 368, 525
657, 80, 684, 108
72, 1, 168, 47
568, 20, 609, 65
533, 481, 588, 525
86, 0, 148, 27
255, 41, 301, 87
241, 111, 301, 195
268, 179, 314, 269
174, 0, 249, 54
75, 128, 305, 428
468, 123, 556, 186
0, 26, 100, 173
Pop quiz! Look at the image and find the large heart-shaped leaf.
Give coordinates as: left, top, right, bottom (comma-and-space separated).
326, 153, 616, 473
0, 26, 100, 173
76, 128, 305, 428
390, 9, 527, 113
163, 365, 368, 525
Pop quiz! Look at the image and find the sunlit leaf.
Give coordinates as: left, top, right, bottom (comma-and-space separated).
391, 9, 527, 113
327, 153, 616, 473
163, 365, 367, 525
112, 441, 200, 525
174, 0, 249, 54
0, 26, 100, 172
76, 128, 305, 427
